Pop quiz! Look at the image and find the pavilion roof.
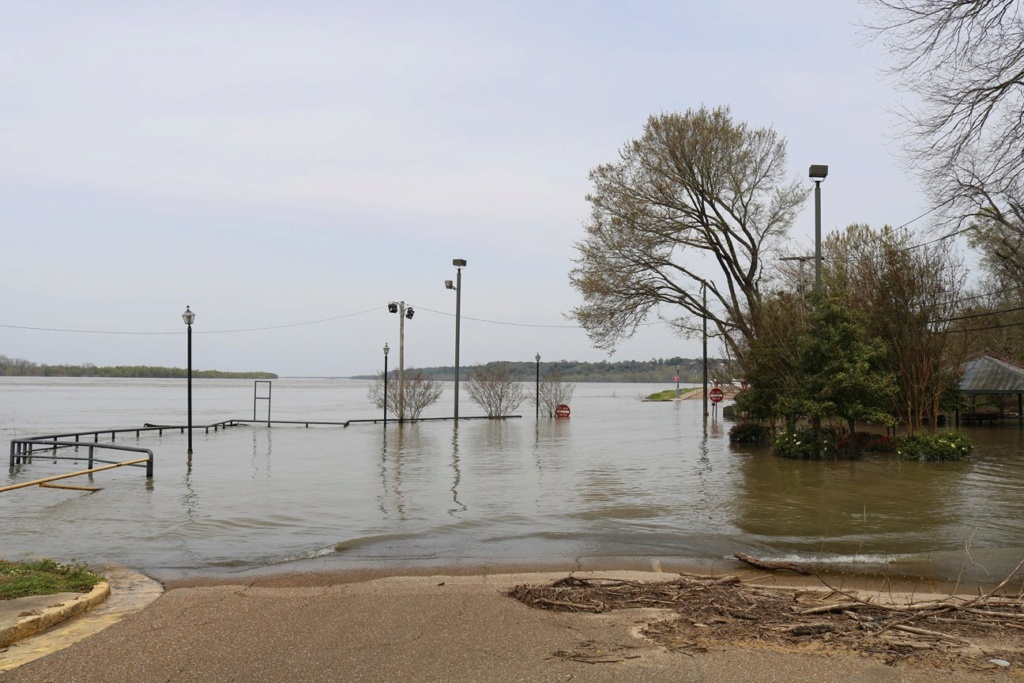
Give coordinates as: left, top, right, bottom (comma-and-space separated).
959, 355, 1024, 394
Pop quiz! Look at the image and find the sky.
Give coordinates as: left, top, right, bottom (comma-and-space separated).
0, 0, 943, 377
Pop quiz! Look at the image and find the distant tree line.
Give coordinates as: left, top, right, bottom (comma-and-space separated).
0, 356, 277, 379
357, 357, 727, 384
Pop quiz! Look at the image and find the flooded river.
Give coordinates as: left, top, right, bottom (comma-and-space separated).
2, 377, 1023, 583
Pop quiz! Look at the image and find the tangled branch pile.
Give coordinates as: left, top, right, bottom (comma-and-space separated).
508, 573, 1024, 670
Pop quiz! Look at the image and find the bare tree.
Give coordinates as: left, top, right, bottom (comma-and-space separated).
538, 369, 575, 417
367, 371, 443, 420
465, 363, 526, 417
569, 106, 808, 359
863, 1, 1024, 248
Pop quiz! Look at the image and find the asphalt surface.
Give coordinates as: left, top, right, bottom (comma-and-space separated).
0, 569, 1003, 683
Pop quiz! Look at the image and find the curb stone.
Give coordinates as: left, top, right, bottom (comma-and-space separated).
0, 582, 110, 649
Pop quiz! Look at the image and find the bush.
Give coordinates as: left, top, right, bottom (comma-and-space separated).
836, 432, 894, 454
729, 422, 774, 444
895, 432, 972, 461
773, 427, 843, 459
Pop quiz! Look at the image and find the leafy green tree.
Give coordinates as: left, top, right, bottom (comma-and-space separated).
569, 105, 808, 359
825, 224, 971, 433
736, 293, 895, 452
796, 298, 896, 437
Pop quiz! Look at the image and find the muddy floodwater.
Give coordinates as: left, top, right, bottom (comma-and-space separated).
2, 377, 1023, 583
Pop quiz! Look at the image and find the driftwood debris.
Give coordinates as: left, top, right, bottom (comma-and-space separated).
508, 569, 1024, 671
733, 552, 813, 575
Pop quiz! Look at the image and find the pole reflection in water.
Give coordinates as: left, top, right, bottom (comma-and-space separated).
449, 424, 466, 516
251, 427, 272, 480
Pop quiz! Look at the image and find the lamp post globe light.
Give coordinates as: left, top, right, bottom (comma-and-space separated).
388, 302, 414, 421
383, 343, 390, 428
181, 306, 195, 455
446, 259, 467, 421
809, 164, 828, 294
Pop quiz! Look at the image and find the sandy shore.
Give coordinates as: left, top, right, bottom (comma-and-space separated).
1, 563, 1014, 683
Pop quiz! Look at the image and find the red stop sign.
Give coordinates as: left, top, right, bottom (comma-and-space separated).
709, 387, 724, 403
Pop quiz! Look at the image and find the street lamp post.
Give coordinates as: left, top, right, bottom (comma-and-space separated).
446, 259, 467, 421
702, 281, 709, 419
383, 343, 389, 428
535, 353, 541, 419
388, 301, 414, 422
181, 306, 195, 455
809, 164, 828, 294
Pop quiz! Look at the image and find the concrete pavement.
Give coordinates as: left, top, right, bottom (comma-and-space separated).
0, 569, 1001, 683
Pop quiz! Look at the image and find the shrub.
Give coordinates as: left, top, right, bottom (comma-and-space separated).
729, 422, 774, 444
773, 427, 843, 459
836, 432, 894, 454
895, 432, 972, 461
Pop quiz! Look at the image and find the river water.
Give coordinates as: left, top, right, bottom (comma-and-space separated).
2, 377, 1023, 583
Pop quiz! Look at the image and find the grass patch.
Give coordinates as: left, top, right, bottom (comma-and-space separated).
0, 559, 104, 600
646, 390, 678, 401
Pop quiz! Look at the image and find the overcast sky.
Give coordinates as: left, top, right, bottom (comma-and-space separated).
1, 0, 942, 377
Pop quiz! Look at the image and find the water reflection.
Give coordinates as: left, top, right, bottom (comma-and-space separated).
449, 425, 466, 516
251, 427, 272, 480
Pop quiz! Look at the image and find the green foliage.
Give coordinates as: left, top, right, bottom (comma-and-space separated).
0, 559, 104, 600
728, 422, 774, 444
737, 294, 896, 434
646, 390, 679, 401
773, 427, 845, 460
895, 432, 973, 461
835, 432, 894, 455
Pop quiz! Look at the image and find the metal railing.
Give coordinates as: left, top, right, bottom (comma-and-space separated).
5, 440, 154, 491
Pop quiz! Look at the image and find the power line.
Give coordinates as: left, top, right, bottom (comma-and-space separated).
414, 306, 580, 329
0, 307, 381, 336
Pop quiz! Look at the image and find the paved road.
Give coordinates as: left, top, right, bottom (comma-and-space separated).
0, 570, 997, 683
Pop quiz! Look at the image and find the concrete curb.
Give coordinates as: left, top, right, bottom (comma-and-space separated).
0, 582, 111, 649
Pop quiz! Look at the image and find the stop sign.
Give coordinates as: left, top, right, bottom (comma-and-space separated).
709, 387, 724, 403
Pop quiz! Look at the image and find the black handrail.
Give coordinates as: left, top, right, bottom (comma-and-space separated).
9, 439, 154, 478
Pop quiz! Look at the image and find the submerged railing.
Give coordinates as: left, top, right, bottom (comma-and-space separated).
5, 440, 154, 491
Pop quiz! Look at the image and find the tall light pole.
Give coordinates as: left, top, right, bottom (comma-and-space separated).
702, 281, 708, 419
446, 258, 467, 421
809, 164, 828, 295
388, 302, 414, 421
181, 306, 195, 455
383, 343, 389, 428
535, 353, 541, 419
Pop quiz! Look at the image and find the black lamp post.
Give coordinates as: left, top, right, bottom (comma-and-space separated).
809, 164, 828, 294
446, 259, 467, 421
383, 342, 389, 428
182, 305, 195, 455
535, 353, 541, 419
